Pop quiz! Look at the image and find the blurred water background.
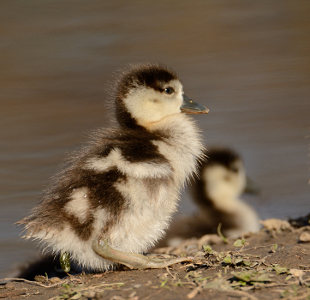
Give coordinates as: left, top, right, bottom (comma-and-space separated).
0, 0, 309, 277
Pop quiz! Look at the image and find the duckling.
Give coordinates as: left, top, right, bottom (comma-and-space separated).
161, 148, 260, 246
191, 148, 260, 238
18, 64, 209, 271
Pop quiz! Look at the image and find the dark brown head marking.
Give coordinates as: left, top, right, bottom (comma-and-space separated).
203, 148, 240, 172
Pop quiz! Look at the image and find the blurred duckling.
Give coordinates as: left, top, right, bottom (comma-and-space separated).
18, 64, 208, 272
161, 148, 260, 246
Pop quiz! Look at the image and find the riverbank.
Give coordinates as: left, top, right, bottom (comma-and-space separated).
1, 218, 309, 300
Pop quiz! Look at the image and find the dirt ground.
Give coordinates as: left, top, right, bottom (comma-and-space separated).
1, 218, 309, 300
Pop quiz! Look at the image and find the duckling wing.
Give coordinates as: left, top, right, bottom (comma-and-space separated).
18, 128, 172, 238
84, 129, 173, 179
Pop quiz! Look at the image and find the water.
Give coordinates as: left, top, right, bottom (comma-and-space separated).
0, 0, 309, 277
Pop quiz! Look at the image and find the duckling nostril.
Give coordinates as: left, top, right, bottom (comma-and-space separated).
224, 175, 231, 181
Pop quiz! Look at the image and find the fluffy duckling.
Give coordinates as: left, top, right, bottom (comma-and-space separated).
192, 148, 260, 238
18, 64, 208, 271
161, 148, 260, 246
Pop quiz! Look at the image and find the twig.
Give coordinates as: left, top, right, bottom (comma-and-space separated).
240, 244, 278, 252
165, 267, 177, 280
175, 282, 196, 287
78, 282, 124, 292
227, 290, 258, 300
187, 284, 203, 299
0, 277, 69, 288
47, 282, 125, 300
260, 282, 298, 288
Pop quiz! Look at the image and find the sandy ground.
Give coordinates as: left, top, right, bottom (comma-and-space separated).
0, 218, 309, 300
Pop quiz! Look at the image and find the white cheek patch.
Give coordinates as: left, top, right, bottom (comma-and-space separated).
236, 165, 246, 194
203, 166, 241, 212
122, 82, 183, 126
64, 187, 90, 223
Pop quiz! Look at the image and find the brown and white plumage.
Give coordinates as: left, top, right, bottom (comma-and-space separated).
19, 64, 208, 271
191, 148, 260, 238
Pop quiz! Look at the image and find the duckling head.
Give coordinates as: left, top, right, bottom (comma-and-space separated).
199, 148, 246, 204
115, 64, 209, 129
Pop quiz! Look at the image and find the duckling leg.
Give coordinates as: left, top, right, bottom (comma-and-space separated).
92, 239, 191, 269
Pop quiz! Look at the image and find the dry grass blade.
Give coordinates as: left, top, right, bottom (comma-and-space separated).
187, 284, 203, 299
0, 277, 69, 288
217, 223, 228, 244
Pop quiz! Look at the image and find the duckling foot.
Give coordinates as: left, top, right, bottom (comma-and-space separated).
92, 239, 192, 270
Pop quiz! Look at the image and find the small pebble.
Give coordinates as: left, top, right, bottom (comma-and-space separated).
260, 219, 291, 231
84, 291, 96, 298
5, 282, 15, 289
49, 277, 61, 284
299, 231, 310, 242
34, 275, 48, 283
290, 269, 304, 278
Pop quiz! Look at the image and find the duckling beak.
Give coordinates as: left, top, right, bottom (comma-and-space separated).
244, 176, 261, 195
181, 95, 209, 114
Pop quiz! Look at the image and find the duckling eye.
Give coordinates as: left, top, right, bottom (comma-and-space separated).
164, 87, 174, 95
230, 166, 239, 173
